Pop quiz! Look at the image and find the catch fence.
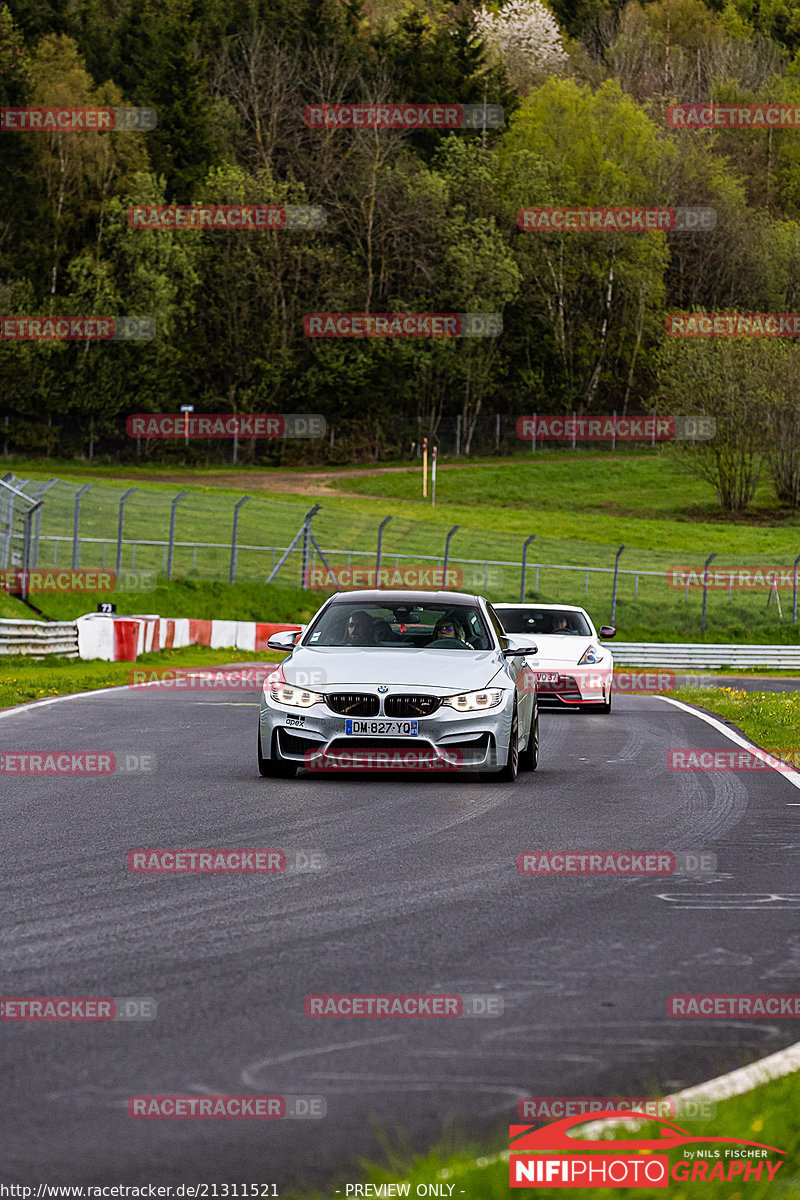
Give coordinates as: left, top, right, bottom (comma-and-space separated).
5, 475, 800, 632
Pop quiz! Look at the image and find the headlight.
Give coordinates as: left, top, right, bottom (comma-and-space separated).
266, 672, 323, 708
442, 689, 504, 711
578, 645, 604, 665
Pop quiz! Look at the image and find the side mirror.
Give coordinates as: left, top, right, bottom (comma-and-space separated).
599, 626, 616, 639
267, 628, 303, 651
503, 640, 537, 656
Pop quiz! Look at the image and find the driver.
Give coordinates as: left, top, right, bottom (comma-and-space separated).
344, 610, 376, 645
431, 617, 468, 645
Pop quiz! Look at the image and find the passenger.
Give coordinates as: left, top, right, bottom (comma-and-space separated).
372, 617, 399, 642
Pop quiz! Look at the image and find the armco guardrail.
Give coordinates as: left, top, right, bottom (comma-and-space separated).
612, 642, 800, 669
0, 617, 79, 657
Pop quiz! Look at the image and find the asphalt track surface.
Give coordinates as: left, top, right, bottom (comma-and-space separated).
2, 676, 800, 1186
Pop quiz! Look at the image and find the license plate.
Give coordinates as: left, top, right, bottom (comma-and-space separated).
537, 672, 561, 684
345, 719, 419, 736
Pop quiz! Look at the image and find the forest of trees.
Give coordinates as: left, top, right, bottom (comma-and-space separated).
2, 0, 800, 498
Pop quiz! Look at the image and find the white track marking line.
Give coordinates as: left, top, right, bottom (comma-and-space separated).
0, 675, 266, 719
575, 1040, 800, 1140
654, 694, 800, 792
0, 686, 125, 718
458, 1042, 800, 1173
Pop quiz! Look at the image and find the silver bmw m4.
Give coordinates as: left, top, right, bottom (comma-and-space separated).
258, 589, 539, 780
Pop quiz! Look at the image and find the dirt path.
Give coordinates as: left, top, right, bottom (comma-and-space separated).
122, 463, 453, 500
101, 454, 621, 500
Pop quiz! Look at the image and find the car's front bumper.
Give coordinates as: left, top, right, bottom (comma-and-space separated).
259, 687, 516, 772
533, 665, 613, 707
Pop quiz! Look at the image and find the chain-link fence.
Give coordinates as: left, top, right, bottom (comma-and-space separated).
6, 475, 800, 632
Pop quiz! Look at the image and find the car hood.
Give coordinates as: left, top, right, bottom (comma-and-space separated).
281, 647, 506, 694
521, 634, 612, 666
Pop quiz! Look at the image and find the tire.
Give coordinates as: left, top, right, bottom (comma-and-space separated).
519, 702, 539, 771
494, 699, 519, 782
598, 687, 613, 714
258, 727, 297, 778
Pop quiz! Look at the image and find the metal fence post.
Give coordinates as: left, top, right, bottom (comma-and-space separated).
72, 483, 92, 568
32, 479, 56, 567
2, 493, 14, 567
442, 525, 460, 589
116, 487, 137, 574
301, 504, 322, 589
375, 515, 392, 584
610, 544, 625, 622
520, 534, 536, 602
229, 496, 250, 585
19, 503, 40, 601
167, 490, 188, 580
701, 552, 717, 635
794, 553, 800, 624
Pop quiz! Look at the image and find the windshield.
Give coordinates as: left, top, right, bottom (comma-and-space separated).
496, 608, 592, 637
303, 601, 493, 649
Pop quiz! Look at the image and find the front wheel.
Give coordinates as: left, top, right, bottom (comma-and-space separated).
519, 703, 538, 771
258, 728, 297, 778
494, 700, 519, 782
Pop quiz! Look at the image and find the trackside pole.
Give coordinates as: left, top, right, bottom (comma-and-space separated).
520, 535, 536, 602
701, 552, 717, 635
610, 544, 625, 623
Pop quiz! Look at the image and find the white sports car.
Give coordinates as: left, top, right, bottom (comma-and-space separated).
258, 589, 539, 779
494, 603, 615, 713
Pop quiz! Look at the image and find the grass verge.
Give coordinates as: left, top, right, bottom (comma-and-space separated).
292, 1072, 798, 1199
0, 644, 281, 710
669, 686, 800, 756
5, 580, 330, 625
